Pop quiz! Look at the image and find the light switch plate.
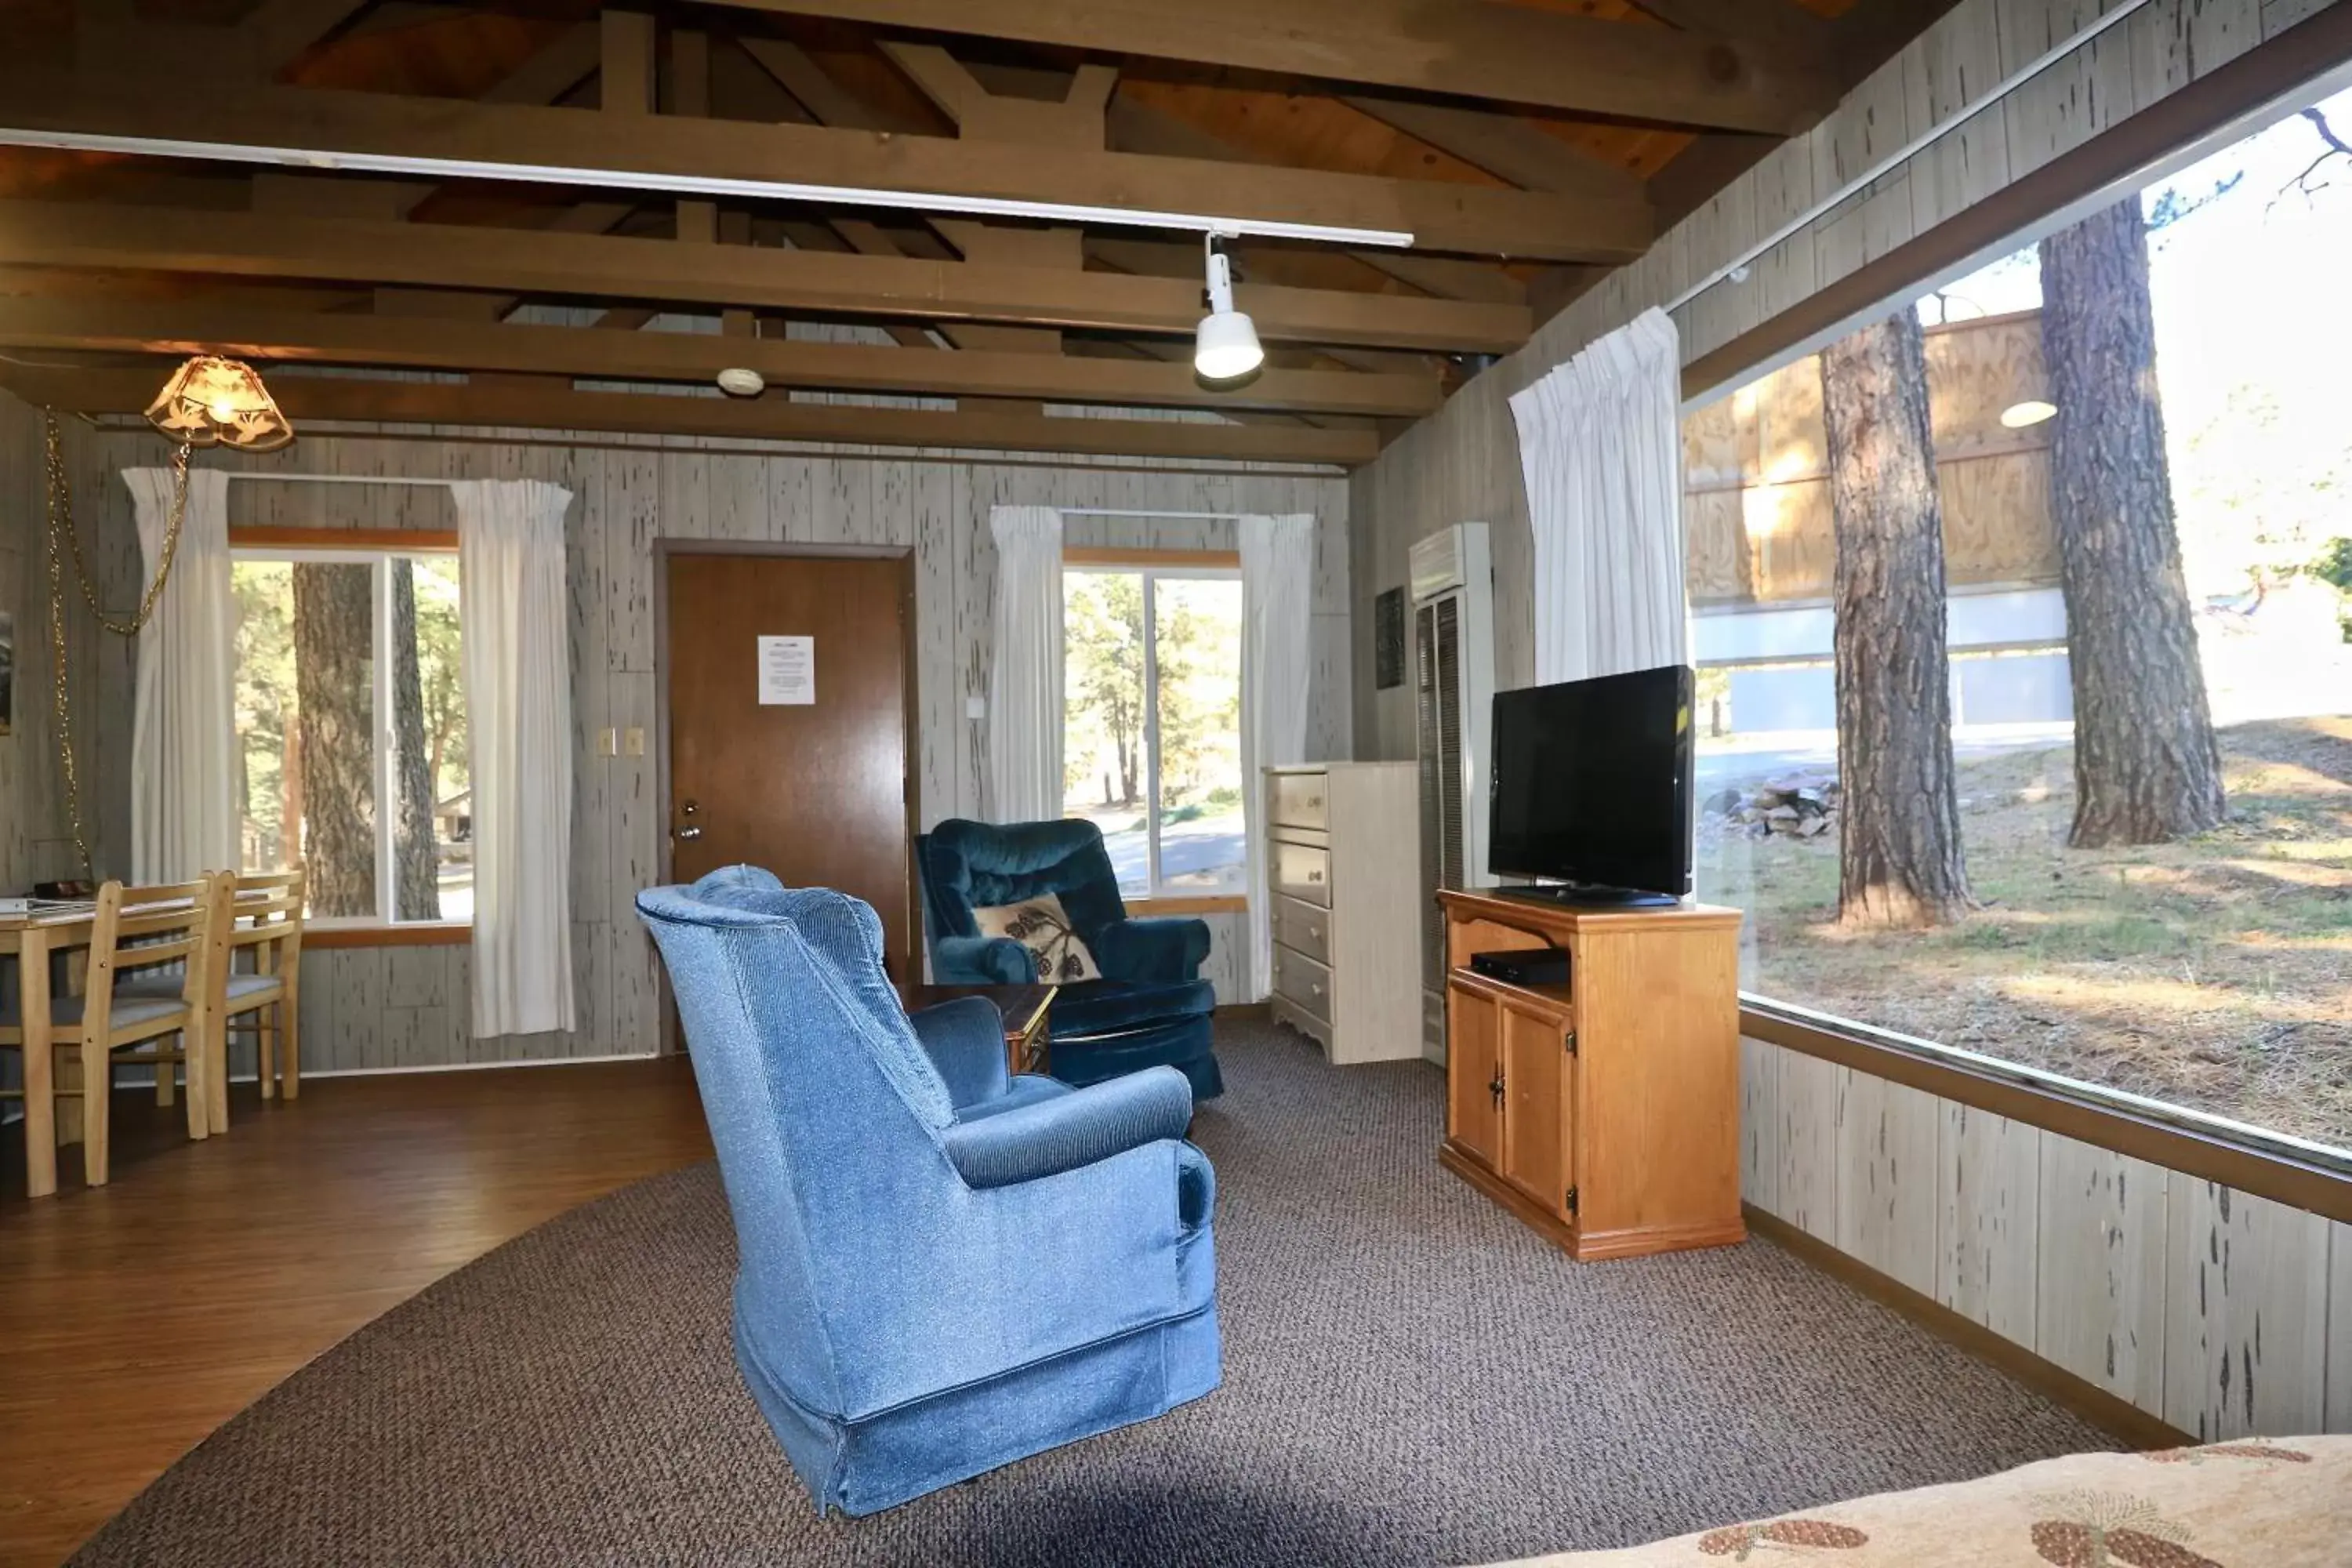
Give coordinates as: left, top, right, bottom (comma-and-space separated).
965, 695, 987, 720
623, 727, 646, 757
597, 728, 618, 757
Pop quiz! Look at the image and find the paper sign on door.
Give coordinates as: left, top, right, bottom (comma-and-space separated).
757, 635, 815, 705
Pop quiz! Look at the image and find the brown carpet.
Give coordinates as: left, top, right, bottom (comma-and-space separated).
72, 1022, 2111, 1566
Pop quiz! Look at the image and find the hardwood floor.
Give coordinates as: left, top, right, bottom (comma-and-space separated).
0, 1059, 712, 1566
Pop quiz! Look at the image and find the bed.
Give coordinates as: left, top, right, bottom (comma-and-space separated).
1483, 1436, 2351, 1566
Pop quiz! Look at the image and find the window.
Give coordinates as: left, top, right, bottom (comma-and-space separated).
232, 546, 470, 924
1062, 563, 1245, 899
1686, 82, 2352, 1159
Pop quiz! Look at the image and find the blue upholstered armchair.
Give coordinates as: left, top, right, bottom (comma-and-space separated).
635, 865, 1220, 1517
916, 818, 1224, 1100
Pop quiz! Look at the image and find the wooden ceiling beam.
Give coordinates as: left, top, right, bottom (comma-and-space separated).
245, 0, 375, 77
0, 296, 1441, 416
687, 0, 1836, 133
1624, 2, 1828, 51
481, 24, 603, 107
1337, 98, 1651, 202
1092, 89, 1530, 304
0, 199, 1530, 352
0, 363, 1377, 466
0, 73, 1650, 262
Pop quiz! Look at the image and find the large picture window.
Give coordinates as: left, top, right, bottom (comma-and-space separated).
1062, 563, 1245, 899
232, 545, 470, 925
1687, 82, 2352, 1158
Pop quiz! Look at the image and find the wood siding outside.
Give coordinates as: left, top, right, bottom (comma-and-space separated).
0, 403, 1351, 1077
1684, 310, 2060, 604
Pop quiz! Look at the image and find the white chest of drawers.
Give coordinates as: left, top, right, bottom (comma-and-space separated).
1265, 762, 1423, 1065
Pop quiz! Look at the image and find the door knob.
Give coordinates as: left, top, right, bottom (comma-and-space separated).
673, 825, 703, 840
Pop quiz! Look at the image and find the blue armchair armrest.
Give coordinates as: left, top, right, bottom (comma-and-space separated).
943, 1065, 1194, 1189
933, 934, 1037, 985
909, 996, 1010, 1109
1091, 916, 1211, 983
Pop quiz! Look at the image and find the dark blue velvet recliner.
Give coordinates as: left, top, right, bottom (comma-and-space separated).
916, 818, 1224, 1102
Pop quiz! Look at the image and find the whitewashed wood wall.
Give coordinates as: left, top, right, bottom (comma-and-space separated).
1742, 1036, 2352, 1439
2, 405, 1351, 1077
1350, 0, 2342, 760
0, 394, 140, 895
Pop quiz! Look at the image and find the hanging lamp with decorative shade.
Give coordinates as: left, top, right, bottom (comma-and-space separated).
144, 354, 295, 452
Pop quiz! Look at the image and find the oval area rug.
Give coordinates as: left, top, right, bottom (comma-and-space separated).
72, 1022, 2107, 1567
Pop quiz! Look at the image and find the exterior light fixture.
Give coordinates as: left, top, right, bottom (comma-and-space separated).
145, 354, 294, 450
716, 367, 767, 397
1193, 232, 1264, 383
1999, 399, 2058, 430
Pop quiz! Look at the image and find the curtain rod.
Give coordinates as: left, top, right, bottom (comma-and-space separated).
1055, 507, 1245, 521
1666, 0, 2154, 315
220, 472, 456, 488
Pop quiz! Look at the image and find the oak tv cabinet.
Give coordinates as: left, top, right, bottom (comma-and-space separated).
1437, 888, 1744, 1261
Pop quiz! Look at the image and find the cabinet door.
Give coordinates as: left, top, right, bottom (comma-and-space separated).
1500, 1001, 1570, 1216
1446, 985, 1502, 1167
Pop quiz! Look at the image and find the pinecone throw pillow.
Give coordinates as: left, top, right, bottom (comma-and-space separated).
971, 894, 1102, 984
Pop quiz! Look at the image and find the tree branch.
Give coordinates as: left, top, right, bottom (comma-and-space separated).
2281, 106, 2350, 205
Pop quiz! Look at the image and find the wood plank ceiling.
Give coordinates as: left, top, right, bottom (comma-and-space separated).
0, 0, 1958, 465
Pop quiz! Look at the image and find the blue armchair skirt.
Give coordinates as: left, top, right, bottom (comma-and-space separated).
737, 1269, 1220, 1517
735, 1142, 1220, 1516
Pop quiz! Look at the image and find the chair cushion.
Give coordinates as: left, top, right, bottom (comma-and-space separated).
971, 894, 1102, 984
1050, 978, 1216, 1039
0, 993, 190, 1031
116, 972, 281, 1004
950, 1073, 1074, 1124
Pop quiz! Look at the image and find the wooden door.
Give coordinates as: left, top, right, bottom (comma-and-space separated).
663, 551, 917, 980
1500, 1000, 1569, 1217
1446, 985, 1502, 1167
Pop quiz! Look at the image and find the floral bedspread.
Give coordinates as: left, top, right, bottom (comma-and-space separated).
1480, 1437, 2350, 1567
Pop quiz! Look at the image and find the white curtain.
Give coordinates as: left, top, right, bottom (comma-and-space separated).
126, 465, 238, 884
986, 505, 1064, 823
452, 479, 575, 1039
1508, 307, 1690, 684
1239, 514, 1315, 1001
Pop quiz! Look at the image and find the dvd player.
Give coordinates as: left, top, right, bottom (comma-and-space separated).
1468, 948, 1571, 987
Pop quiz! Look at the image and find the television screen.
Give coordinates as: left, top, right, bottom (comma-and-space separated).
1488, 665, 1695, 899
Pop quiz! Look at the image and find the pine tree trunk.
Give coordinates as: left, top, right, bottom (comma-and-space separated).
1820, 310, 1974, 928
390, 561, 441, 921
292, 562, 376, 918
281, 720, 303, 870
2039, 198, 2225, 847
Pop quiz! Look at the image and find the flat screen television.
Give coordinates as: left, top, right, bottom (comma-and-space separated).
1487, 664, 1695, 906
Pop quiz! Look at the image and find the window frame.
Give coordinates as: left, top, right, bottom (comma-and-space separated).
1668, 32, 2352, 1221
228, 532, 470, 934
1062, 550, 1247, 908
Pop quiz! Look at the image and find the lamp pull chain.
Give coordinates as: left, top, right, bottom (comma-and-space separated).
45, 409, 191, 636
40, 408, 195, 874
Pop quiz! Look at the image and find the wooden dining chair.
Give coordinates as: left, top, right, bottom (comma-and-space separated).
197, 868, 306, 1134
46, 879, 219, 1188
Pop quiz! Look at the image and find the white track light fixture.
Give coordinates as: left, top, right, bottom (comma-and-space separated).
1193, 232, 1265, 383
